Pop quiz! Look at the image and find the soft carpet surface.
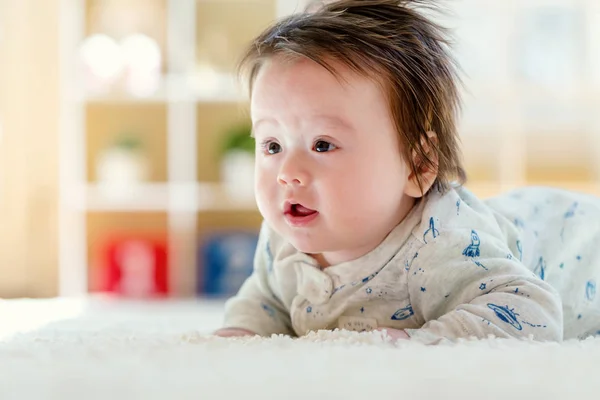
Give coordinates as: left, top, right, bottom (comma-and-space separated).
0, 297, 598, 400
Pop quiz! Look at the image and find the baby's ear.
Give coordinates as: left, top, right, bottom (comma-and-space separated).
404, 131, 439, 198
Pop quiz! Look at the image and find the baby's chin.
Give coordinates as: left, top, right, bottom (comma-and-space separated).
287, 237, 326, 254
279, 231, 331, 253
267, 217, 345, 254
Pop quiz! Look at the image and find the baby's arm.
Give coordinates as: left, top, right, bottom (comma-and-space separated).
214, 327, 257, 337
216, 223, 294, 337
405, 229, 563, 343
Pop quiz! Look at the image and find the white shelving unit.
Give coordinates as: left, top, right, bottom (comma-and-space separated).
58, 0, 297, 298
59, 0, 88, 298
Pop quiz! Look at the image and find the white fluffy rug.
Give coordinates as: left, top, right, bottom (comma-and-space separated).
1, 297, 599, 400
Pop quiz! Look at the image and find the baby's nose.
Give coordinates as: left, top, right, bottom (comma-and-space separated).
277, 156, 309, 186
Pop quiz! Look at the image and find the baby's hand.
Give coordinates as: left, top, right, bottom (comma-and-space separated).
375, 328, 410, 342
213, 327, 257, 338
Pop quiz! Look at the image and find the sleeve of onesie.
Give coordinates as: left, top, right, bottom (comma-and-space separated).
221, 222, 294, 336
404, 227, 564, 344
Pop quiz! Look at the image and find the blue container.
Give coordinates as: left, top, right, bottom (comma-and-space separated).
198, 230, 259, 297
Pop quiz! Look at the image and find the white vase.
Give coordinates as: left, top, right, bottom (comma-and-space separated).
220, 150, 255, 202
96, 147, 150, 199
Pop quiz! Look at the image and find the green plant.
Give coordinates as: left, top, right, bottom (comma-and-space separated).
112, 132, 144, 151
220, 121, 254, 157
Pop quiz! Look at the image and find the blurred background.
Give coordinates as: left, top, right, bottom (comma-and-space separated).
0, 0, 598, 300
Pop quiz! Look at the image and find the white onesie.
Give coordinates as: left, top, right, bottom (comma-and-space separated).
222, 185, 600, 343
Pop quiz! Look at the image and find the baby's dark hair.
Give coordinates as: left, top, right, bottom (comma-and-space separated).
238, 0, 466, 194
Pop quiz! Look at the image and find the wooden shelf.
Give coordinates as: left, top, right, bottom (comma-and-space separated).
77, 73, 246, 104
67, 182, 257, 212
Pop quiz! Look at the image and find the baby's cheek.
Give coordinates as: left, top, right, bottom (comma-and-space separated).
255, 179, 276, 210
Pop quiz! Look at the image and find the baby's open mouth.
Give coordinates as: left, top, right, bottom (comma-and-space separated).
283, 202, 319, 225
288, 203, 317, 217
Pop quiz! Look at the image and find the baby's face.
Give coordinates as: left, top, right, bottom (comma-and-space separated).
251, 57, 415, 266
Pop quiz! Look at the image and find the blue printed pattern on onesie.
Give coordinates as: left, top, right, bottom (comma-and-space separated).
460, 229, 488, 270
586, 280, 596, 301
487, 304, 547, 331
391, 305, 414, 321
561, 202, 579, 242
462, 230, 481, 257
534, 257, 546, 281
516, 240, 523, 261
265, 241, 274, 273
261, 302, 276, 319
423, 217, 440, 244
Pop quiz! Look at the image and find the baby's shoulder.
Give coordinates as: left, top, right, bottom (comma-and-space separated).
412, 186, 507, 245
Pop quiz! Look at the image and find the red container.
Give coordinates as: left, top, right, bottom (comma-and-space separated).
99, 235, 169, 298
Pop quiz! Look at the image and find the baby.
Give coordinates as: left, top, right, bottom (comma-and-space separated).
214, 0, 600, 343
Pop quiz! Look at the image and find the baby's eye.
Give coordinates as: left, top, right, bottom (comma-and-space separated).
314, 140, 337, 153
264, 141, 282, 155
